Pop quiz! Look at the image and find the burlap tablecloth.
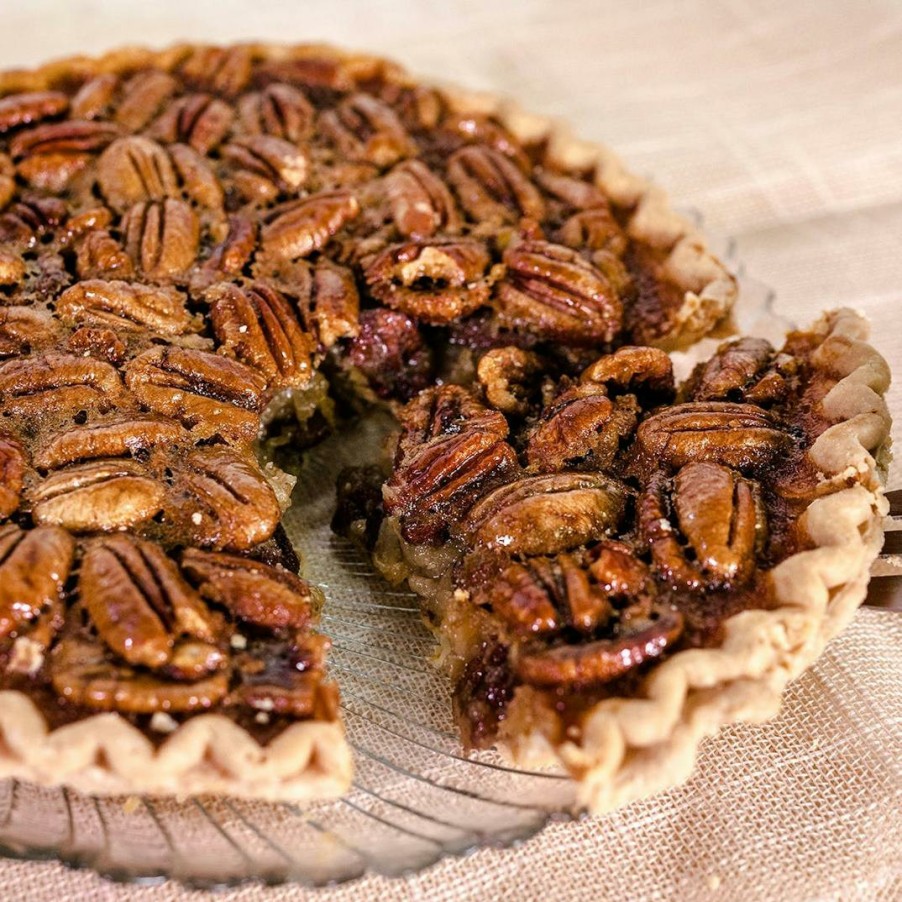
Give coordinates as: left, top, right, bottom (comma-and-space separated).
0, 1, 900, 898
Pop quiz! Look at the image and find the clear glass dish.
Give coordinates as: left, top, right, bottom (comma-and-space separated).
0, 233, 791, 889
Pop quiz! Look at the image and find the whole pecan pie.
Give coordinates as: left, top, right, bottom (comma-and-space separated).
0, 43, 890, 811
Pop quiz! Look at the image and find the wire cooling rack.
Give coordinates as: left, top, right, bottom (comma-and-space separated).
0, 237, 830, 889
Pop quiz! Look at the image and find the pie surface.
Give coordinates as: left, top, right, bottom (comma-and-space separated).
0, 43, 890, 809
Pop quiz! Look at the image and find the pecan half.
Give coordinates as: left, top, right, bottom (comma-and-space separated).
260, 190, 360, 259
580, 345, 675, 402
476, 346, 545, 416
685, 337, 798, 406
364, 238, 493, 325
634, 401, 789, 472
0, 433, 26, 519
97, 136, 179, 212
525, 385, 638, 473
558, 206, 627, 256
75, 230, 136, 280
56, 279, 198, 335
114, 70, 178, 131
0, 353, 128, 420
385, 386, 519, 543
70, 74, 118, 120
514, 607, 683, 688
236, 83, 314, 142
297, 258, 360, 349
65, 326, 127, 367
8, 120, 120, 158
207, 280, 316, 389
197, 214, 257, 282
125, 347, 266, 442
0, 91, 68, 133
460, 472, 628, 556
178, 45, 252, 97
439, 113, 531, 170
167, 447, 281, 550
168, 142, 224, 210
29, 459, 165, 532
34, 416, 188, 471
0, 523, 75, 640
147, 92, 234, 154
320, 94, 416, 167
223, 134, 310, 202
121, 199, 200, 280
459, 549, 616, 637
494, 240, 623, 346
385, 159, 461, 239
50, 627, 229, 713
639, 462, 765, 589
79, 534, 220, 673
182, 548, 318, 630
0, 195, 67, 246
447, 146, 544, 224
0, 306, 58, 357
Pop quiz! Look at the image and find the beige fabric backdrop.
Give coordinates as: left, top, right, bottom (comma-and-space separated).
0, 0, 900, 898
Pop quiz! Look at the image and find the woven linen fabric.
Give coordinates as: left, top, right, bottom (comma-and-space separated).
0, 0, 900, 898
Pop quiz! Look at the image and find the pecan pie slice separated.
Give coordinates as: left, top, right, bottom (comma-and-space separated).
0, 43, 889, 812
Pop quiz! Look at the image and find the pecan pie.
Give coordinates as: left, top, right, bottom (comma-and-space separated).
0, 43, 890, 811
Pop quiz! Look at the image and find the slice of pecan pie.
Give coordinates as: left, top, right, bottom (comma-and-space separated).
0, 43, 889, 809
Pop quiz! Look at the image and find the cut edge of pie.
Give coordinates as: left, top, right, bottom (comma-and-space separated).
0, 43, 887, 811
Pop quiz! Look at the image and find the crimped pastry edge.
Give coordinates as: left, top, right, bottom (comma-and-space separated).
501, 307, 891, 814
0, 40, 761, 804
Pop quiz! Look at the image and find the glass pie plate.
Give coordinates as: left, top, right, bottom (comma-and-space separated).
0, 233, 799, 889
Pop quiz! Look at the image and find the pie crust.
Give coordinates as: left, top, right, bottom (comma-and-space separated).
0, 43, 889, 811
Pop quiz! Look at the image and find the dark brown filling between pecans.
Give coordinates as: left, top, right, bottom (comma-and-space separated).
0, 45, 825, 753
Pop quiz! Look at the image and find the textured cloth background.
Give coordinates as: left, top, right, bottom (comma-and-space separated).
0, 0, 900, 898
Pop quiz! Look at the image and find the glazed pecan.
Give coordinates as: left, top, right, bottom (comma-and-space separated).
296, 258, 360, 349
345, 307, 433, 401
147, 92, 234, 154
580, 345, 675, 402
198, 214, 257, 282
207, 280, 316, 389
121, 199, 200, 280
178, 44, 252, 97
0, 432, 26, 519
75, 230, 136, 280
385, 386, 519, 543
639, 462, 765, 589
236, 83, 314, 142
447, 145, 544, 224
167, 142, 224, 210
113, 70, 178, 132
320, 93, 416, 167
364, 238, 493, 325
260, 189, 360, 259
0, 249, 25, 286
167, 447, 281, 550
29, 459, 165, 533
0, 523, 75, 640
459, 550, 615, 637
78, 534, 222, 672
0, 353, 128, 419
0, 307, 58, 357
50, 627, 229, 713
634, 402, 789, 472
0, 91, 68, 132
97, 135, 179, 212
525, 385, 638, 473
514, 606, 683, 688
439, 113, 531, 170
0, 195, 67, 246
558, 206, 627, 257
56, 279, 198, 335
384, 159, 461, 239
535, 169, 608, 212
16, 151, 91, 193
34, 416, 187, 471
460, 472, 628, 556
476, 346, 544, 416
8, 119, 120, 158
494, 240, 623, 346
686, 337, 798, 406
182, 548, 318, 630
70, 74, 118, 120
222, 134, 310, 202
125, 346, 266, 442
